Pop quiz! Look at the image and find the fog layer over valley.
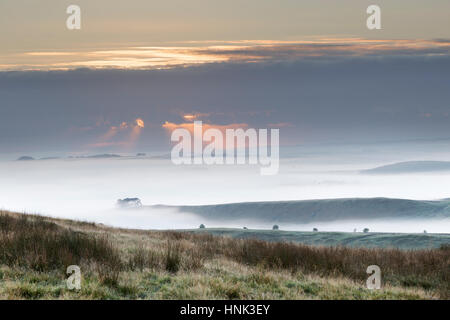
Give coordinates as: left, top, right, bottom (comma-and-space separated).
1, 142, 450, 233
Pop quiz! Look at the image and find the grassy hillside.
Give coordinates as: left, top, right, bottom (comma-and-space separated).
187, 228, 450, 250
0, 211, 448, 300
154, 197, 450, 223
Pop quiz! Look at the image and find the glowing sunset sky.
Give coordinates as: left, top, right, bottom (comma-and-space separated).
1, 39, 450, 71
0, 0, 449, 155
1, 0, 450, 70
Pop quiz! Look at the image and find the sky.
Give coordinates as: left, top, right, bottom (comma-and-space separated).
1, 0, 450, 53
0, 1, 449, 156
1, 1, 450, 231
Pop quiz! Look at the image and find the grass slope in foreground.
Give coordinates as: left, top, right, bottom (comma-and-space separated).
187, 228, 450, 250
0, 211, 449, 300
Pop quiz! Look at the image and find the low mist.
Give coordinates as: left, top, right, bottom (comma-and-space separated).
1, 144, 450, 233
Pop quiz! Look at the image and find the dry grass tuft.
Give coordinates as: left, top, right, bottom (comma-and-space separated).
0, 213, 122, 275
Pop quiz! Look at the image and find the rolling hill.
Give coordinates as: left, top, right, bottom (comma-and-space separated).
361, 161, 450, 174
150, 197, 450, 223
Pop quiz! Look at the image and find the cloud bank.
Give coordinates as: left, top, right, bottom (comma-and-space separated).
0, 49, 449, 155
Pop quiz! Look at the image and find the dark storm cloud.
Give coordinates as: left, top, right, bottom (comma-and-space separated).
0, 54, 449, 154
192, 40, 450, 61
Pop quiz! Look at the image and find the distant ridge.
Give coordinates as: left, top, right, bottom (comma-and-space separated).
86, 154, 121, 159
16, 156, 34, 161
68, 154, 122, 159
150, 197, 450, 223
39, 157, 60, 160
361, 161, 450, 174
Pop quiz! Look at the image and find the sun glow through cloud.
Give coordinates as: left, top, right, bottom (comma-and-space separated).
162, 121, 248, 135
136, 118, 145, 128
87, 118, 145, 149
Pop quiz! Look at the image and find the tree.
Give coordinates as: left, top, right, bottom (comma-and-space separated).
243, 227, 248, 230
116, 198, 142, 208
199, 224, 205, 229
272, 225, 279, 230
313, 228, 318, 232
363, 228, 370, 233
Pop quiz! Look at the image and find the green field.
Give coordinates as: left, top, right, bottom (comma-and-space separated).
186, 228, 450, 250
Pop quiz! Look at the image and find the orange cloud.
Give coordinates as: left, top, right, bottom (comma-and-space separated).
162, 121, 248, 135
136, 118, 145, 128
182, 113, 210, 121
